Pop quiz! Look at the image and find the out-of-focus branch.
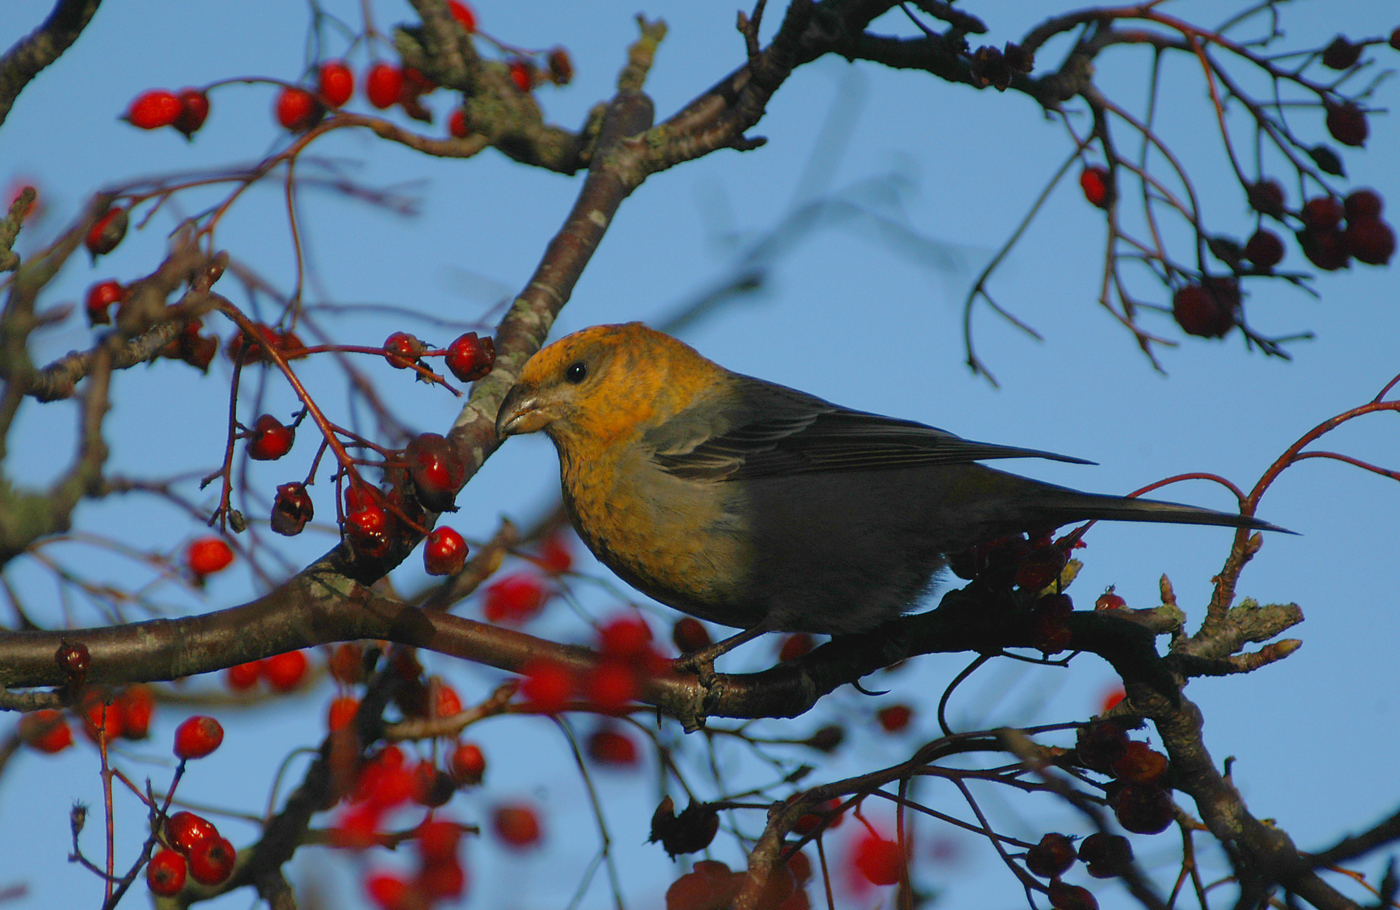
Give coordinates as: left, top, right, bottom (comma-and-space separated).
0, 0, 103, 128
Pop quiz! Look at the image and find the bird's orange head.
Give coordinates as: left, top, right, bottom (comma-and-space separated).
495, 322, 726, 452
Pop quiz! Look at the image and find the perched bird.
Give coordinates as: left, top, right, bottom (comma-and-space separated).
495, 323, 1280, 637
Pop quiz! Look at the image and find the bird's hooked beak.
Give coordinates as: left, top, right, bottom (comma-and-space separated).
495, 381, 549, 439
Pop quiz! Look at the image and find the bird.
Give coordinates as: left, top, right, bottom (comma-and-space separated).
494, 322, 1282, 639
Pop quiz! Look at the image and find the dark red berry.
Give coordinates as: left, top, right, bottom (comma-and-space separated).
1344, 189, 1383, 222
1325, 101, 1368, 147
1301, 196, 1344, 230
1079, 832, 1134, 878
271, 482, 314, 536
1026, 832, 1077, 878
1242, 228, 1284, 269
1247, 179, 1285, 219
448, 108, 469, 138
1297, 226, 1351, 271
1171, 279, 1239, 338
1079, 166, 1110, 208
405, 432, 466, 512
1047, 880, 1099, 910
1113, 782, 1175, 834
383, 331, 424, 369
173, 89, 210, 138
444, 332, 495, 382
1344, 218, 1396, 265
1321, 36, 1362, 70
86, 207, 128, 257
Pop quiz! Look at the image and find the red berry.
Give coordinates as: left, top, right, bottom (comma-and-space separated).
483, 572, 548, 624
365, 63, 403, 109
852, 834, 903, 886
585, 661, 640, 712
424, 526, 468, 575
418, 860, 466, 900
598, 614, 653, 661
444, 331, 495, 382
1344, 189, 1383, 222
226, 660, 262, 691
19, 709, 73, 753
448, 1, 477, 32
448, 108, 469, 138
778, 632, 813, 662
318, 60, 354, 108
1094, 589, 1126, 611
1171, 280, 1238, 338
431, 681, 462, 718
264, 650, 308, 691
187, 536, 234, 576
519, 656, 576, 713
82, 692, 124, 742
247, 414, 294, 461
1026, 832, 1077, 878
383, 331, 423, 369
1344, 217, 1396, 265
410, 761, 455, 807
876, 704, 913, 733
173, 715, 224, 759
115, 684, 154, 739
492, 803, 542, 848
398, 67, 436, 105
586, 727, 639, 766
85, 279, 125, 326
271, 482, 314, 536
672, 617, 712, 653
343, 502, 391, 559
1100, 687, 1126, 714
328, 642, 365, 685
417, 818, 463, 864
365, 873, 411, 910
188, 835, 236, 885
1242, 228, 1285, 269
1325, 101, 1368, 147
507, 58, 535, 92
1048, 880, 1099, 910
406, 432, 466, 512
275, 86, 322, 131
147, 849, 187, 896
1301, 196, 1344, 230
1079, 165, 1110, 208
125, 89, 184, 130
86, 207, 128, 257
165, 811, 218, 856
450, 742, 486, 785
1393, 27, 1400, 51
173, 89, 210, 138
328, 696, 359, 731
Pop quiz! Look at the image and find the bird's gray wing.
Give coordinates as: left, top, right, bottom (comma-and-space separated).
649, 375, 1092, 482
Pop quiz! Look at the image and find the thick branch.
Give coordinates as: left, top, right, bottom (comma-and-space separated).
0, 0, 102, 128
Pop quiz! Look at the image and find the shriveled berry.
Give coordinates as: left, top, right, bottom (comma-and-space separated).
1075, 720, 1128, 774
1321, 36, 1362, 70
444, 331, 495, 382
1113, 740, 1169, 784
271, 482, 314, 536
547, 47, 573, 85
318, 60, 354, 108
1079, 832, 1134, 878
1114, 782, 1175, 834
1047, 880, 1098, 910
125, 90, 184, 130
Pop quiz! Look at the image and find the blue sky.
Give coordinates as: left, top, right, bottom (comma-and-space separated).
3, 2, 1398, 907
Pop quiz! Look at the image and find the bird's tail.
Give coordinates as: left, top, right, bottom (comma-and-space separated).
1028, 486, 1291, 534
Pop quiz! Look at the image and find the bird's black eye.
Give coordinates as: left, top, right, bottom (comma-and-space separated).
564, 361, 588, 384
